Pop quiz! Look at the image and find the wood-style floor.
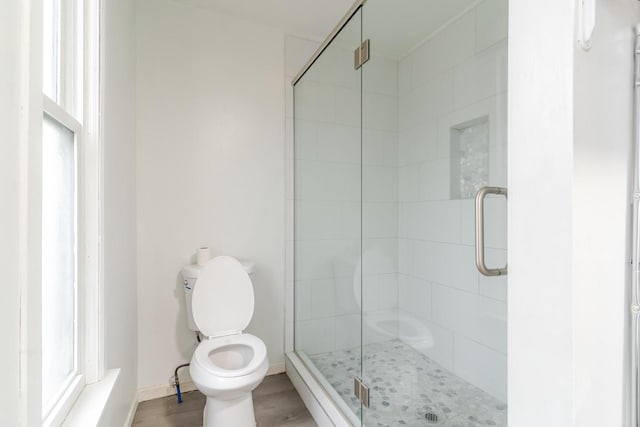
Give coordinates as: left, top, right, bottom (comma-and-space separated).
132, 373, 318, 427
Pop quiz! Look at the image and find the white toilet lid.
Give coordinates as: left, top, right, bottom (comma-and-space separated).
192, 256, 254, 338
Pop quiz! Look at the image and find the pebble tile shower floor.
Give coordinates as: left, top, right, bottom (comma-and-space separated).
309, 339, 506, 426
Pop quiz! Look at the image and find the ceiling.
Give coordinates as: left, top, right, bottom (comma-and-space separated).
172, 0, 354, 41
172, 0, 478, 58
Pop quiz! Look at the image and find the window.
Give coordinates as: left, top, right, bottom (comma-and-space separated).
42, 111, 79, 417
41, 0, 100, 424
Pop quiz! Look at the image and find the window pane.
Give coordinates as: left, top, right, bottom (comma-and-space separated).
43, 0, 61, 101
42, 114, 76, 413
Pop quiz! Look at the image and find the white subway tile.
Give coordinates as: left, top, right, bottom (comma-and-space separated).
411, 11, 475, 88
364, 129, 398, 167
432, 284, 507, 353
453, 335, 507, 401
363, 238, 398, 275
307, 200, 358, 240
399, 275, 431, 320
335, 276, 359, 315
475, 0, 508, 53
399, 55, 412, 95
399, 164, 420, 202
300, 318, 336, 355
363, 165, 398, 202
415, 200, 461, 243
478, 249, 507, 301
335, 87, 361, 127
311, 278, 337, 318
295, 160, 360, 202
424, 72, 454, 120
452, 40, 507, 109
364, 55, 399, 96
412, 241, 478, 293
438, 95, 501, 160
326, 46, 360, 90
363, 92, 399, 132
399, 122, 439, 166
295, 280, 311, 321
401, 318, 453, 370
335, 314, 361, 350
398, 239, 413, 275
316, 123, 360, 164
363, 202, 398, 239
362, 275, 380, 312
295, 81, 335, 122
293, 119, 317, 160
379, 273, 399, 310
295, 239, 359, 281
418, 159, 450, 201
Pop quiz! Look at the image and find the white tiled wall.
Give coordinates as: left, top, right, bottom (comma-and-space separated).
287, 32, 401, 358
396, 0, 508, 402
285, 35, 320, 354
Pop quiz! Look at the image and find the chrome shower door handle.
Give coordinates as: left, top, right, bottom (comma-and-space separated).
475, 186, 508, 276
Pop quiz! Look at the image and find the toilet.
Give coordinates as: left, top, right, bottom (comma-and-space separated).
182, 256, 269, 427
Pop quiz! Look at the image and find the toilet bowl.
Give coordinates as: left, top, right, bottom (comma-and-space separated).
183, 256, 269, 427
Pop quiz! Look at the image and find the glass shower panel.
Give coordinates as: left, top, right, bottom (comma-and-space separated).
293, 8, 363, 424
361, 0, 508, 425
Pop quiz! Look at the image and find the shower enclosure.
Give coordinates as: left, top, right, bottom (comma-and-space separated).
292, 0, 508, 425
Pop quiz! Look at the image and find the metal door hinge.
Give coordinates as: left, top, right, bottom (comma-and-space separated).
353, 376, 370, 407
354, 39, 370, 70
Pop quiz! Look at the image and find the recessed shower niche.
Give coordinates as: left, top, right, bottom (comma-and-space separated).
450, 116, 490, 200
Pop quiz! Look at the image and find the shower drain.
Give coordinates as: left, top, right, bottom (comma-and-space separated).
425, 412, 439, 423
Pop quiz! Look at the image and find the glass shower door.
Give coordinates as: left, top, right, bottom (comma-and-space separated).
293, 7, 364, 425
360, 0, 509, 425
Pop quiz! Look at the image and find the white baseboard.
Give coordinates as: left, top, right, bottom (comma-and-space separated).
137, 360, 287, 403
124, 397, 138, 427
267, 360, 286, 376
137, 379, 198, 403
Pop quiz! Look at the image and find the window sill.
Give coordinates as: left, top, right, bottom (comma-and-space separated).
62, 369, 120, 427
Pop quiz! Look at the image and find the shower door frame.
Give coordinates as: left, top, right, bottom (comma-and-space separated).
287, 0, 510, 424
288, 1, 366, 425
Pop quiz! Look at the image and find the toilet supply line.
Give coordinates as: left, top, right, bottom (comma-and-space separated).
173, 363, 190, 404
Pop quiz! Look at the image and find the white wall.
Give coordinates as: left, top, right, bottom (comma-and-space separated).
0, 0, 138, 424
0, 1, 23, 425
136, 0, 286, 391
396, 0, 507, 401
99, 0, 139, 424
510, 0, 640, 425
572, 0, 640, 425
508, 0, 575, 423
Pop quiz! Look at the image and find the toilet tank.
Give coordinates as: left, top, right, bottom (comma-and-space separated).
181, 260, 256, 332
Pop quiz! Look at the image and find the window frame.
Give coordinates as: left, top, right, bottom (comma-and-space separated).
41, 96, 83, 426
39, 0, 103, 424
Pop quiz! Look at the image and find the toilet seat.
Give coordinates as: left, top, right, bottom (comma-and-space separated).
192, 256, 255, 338
193, 333, 267, 378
